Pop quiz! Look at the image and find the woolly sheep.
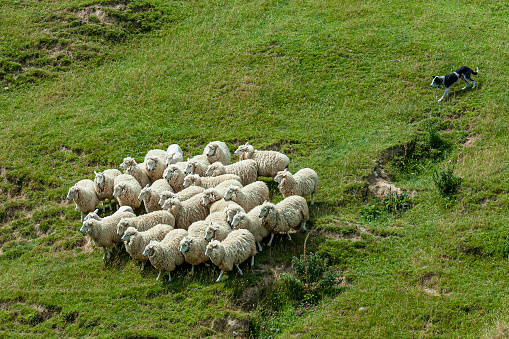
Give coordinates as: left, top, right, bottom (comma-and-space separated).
121, 224, 174, 271
204, 221, 232, 242
224, 204, 246, 225
158, 186, 205, 207
80, 211, 135, 260
258, 195, 309, 246
67, 179, 100, 222
165, 144, 184, 165
182, 174, 242, 189
231, 205, 268, 252
205, 160, 258, 186
223, 181, 270, 212
184, 158, 210, 177
138, 179, 173, 213
200, 182, 242, 214
234, 142, 290, 178
112, 174, 143, 209
204, 229, 257, 282
83, 206, 135, 222
163, 164, 187, 192
204, 141, 231, 165
94, 169, 121, 212
119, 157, 151, 188
161, 195, 209, 230
142, 229, 188, 281
144, 156, 167, 183
274, 168, 318, 205
116, 210, 175, 236
144, 149, 167, 162
179, 220, 210, 273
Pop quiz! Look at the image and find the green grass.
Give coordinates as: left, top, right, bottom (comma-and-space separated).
1, 0, 509, 337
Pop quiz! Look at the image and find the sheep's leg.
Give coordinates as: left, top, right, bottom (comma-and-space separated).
80, 212, 84, 223
251, 255, 255, 267
287, 232, 292, 241
102, 248, 107, 260
216, 270, 224, 283
236, 264, 244, 275
102, 202, 106, 213
168, 272, 172, 282
156, 271, 162, 280
267, 234, 275, 247
257, 242, 262, 252
109, 199, 113, 211
191, 265, 195, 274
311, 193, 314, 205
301, 221, 307, 231
140, 262, 145, 272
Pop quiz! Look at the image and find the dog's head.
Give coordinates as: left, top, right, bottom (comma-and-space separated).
430, 76, 442, 88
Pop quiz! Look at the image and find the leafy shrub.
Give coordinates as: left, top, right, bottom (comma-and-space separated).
360, 191, 413, 221
432, 164, 462, 197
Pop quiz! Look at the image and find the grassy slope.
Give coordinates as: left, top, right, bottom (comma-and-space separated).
1, 0, 509, 337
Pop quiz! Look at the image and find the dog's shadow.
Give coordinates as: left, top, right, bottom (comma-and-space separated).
442, 83, 481, 102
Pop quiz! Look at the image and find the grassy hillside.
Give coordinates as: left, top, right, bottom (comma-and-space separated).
1, 0, 509, 337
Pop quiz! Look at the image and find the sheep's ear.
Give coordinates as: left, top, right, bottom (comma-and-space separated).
245, 142, 250, 145
145, 184, 150, 188
94, 209, 99, 213
94, 170, 97, 175
263, 200, 268, 203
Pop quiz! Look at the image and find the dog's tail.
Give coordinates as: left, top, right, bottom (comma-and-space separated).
473, 67, 479, 75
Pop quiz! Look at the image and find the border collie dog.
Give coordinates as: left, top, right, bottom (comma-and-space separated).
430, 66, 479, 102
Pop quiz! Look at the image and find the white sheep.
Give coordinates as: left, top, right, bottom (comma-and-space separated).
138, 179, 173, 213
80, 211, 135, 260
83, 206, 135, 222
121, 224, 174, 271
224, 204, 246, 225
67, 179, 100, 222
179, 220, 210, 273
274, 168, 318, 205
142, 228, 188, 281
204, 229, 257, 283
223, 181, 270, 212
158, 186, 205, 207
161, 195, 209, 230
144, 149, 168, 182
165, 144, 184, 165
204, 221, 232, 242
184, 158, 209, 177
112, 174, 143, 210
119, 157, 151, 188
94, 169, 121, 212
234, 142, 290, 178
204, 141, 231, 165
205, 160, 258, 186
258, 195, 309, 246
231, 205, 268, 252
116, 210, 175, 236
162, 164, 187, 192
200, 182, 242, 213
183, 174, 242, 189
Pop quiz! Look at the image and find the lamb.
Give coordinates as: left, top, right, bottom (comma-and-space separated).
204, 141, 231, 165
83, 206, 135, 222
274, 168, 318, 205
165, 144, 184, 165
121, 224, 174, 271
184, 158, 209, 177
112, 174, 143, 209
158, 186, 205, 207
80, 211, 135, 260
204, 229, 257, 282
258, 195, 309, 246
67, 179, 100, 222
119, 157, 151, 188
142, 229, 188, 281
138, 179, 173, 213
161, 195, 209, 230
116, 210, 175, 236
223, 181, 270, 212
94, 169, 121, 212
231, 205, 269, 252
205, 160, 258, 186
163, 164, 187, 192
204, 221, 232, 242
182, 174, 242, 189
224, 204, 246, 225
179, 220, 210, 273
234, 142, 290, 178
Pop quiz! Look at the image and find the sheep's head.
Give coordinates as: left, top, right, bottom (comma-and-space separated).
119, 157, 136, 170
231, 212, 246, 228
138, 185, 151, 201
184, 161, 196, 175
201, 189, 219, 206
204, 222, 218, 241
143, 241, 158, 257
80, 219, 96, 233
121, 227, 137, 243
83, 209, 100, 222
179, 237, 193, 254
183, 174, 199, 188
224, 204, 242, 224
159, 191, 175, 207
146, 158, 158, 172
258, 202, 274, 218
205, 240, 220, 258
117, 217, 132, 235
205, 162, 220, 176
274, 169, 289, 183
166, 152, 183, 166
94, 171, 105, 186
206, 143, 218, 157
66, 186, 79, 201
234, 142, 253, 156
223, 185, 241, 201
113, 183, 127, 198
162, 197, 180, 211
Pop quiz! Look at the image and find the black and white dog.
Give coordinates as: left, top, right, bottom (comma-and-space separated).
430, 66, 479, 102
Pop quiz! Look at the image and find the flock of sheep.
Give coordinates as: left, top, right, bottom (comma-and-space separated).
67, 141, 318, 282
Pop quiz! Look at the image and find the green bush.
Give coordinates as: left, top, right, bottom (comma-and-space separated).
432, 164, 462, 197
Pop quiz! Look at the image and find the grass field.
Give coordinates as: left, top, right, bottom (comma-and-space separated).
1, 0, 509, 337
